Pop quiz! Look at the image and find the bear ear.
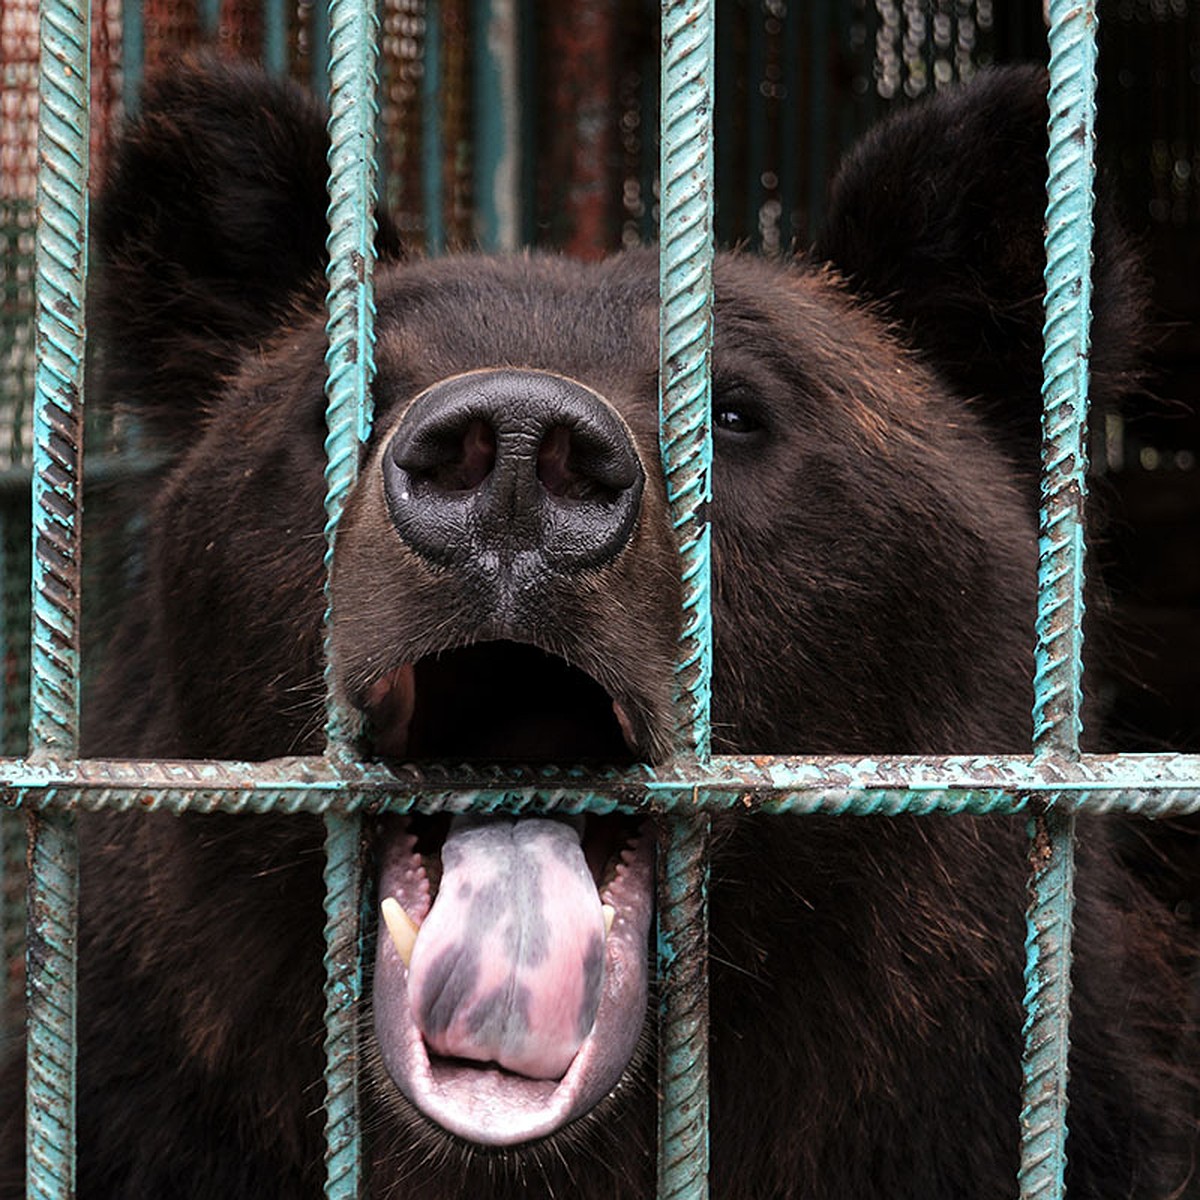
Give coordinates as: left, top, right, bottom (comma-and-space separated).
93, 53, 403, 434
812, 66, 1145, 470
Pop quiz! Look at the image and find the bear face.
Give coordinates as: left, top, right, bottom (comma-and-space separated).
0, 54, 1189, 1200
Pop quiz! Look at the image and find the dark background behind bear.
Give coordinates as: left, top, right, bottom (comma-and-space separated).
0, 55, 1192, 1199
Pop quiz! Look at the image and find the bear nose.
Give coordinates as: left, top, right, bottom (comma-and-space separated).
381, 369, 645, 572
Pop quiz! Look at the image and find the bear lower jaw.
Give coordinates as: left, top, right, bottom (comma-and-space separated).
372, 815, 654, 1145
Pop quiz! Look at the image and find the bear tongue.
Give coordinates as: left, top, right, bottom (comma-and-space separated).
406, 816, 606, 1080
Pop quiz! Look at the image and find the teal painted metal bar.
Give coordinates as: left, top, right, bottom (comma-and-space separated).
311, 1, 331, 103
28, 0, 89, 1192
322, 0, 380, 752
471, 0, 522, 251
1034, 18, 1095, 760
658, 1, 715, 1195
322, 814, 364, 1200
656, 813, 710, 1200
1019, 0, 1098, 1194
321, 0, 381, 1193
4, 751, 1200, 814
422, 0, 445, 254
31, 0, 87, 756
263, 0, 288, 77
658, 1, 714, 763
25, 812, 76, 1200
198, 0, 220, 37
121, 0, 143, 114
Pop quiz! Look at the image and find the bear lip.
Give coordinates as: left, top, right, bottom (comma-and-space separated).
373, 817, 653, 1145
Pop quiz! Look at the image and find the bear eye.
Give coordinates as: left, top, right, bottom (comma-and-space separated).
713, 403, 764, 437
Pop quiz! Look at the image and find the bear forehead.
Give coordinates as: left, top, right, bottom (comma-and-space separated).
362, 249, 934, 436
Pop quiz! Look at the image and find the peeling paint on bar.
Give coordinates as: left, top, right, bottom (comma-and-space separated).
657, 0, 715, 1194
1019, 0, 1099, 1192
28, 0, 89, 1192
321, 0, 382, 1190
4, 753, 1200, 815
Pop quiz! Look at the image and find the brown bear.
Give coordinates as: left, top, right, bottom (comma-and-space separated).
0, 55, 1191, 1200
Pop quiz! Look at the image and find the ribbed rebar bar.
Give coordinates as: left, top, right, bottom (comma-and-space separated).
321, 1, 381, 1195
31, 0, 87, 757
322, 0, 381, 755
1019, 2, 1097, 1195
322, 813, 364, 1200
657, 2, 714, 1196
24, 811, 76, 1200
1033, 14, 1096, 756
657, 814, 710, 1200
658, 0, 714, 760
4, 752, 1200, 815
27, 0, 89, 1194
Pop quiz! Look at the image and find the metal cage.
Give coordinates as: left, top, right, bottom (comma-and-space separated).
6, 0, 1200, 1197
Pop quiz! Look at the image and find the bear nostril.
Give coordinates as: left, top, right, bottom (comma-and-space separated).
537, 424, 641, 506
393, 418, 496, 496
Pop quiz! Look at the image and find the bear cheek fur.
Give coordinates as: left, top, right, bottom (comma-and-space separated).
693, 264, 1042, 1194
137, 339, 333, 761
705, 259, 1037, 761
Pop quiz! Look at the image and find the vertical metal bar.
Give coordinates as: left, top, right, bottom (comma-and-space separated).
1019, 0, 1097, 1196
28, 0, 89, 1193
197, 0, 220, 37
1034, 9, 1095, 761
121, 0, 143, 114
323, 0, 380, 755
471, 0, 522, 251
24, 813, 77, 1200
322, 815, 365, 1200
321, 0, 381, 1193
423, 0, 445, 255
263, 0, 288, 77
311, 1, 332, 102
657, 1, 714, 1197
659, 0, 714, 761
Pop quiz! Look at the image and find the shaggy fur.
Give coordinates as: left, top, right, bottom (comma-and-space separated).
0, 58, 1192, 1199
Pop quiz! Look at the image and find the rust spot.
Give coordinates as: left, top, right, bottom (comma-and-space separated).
1028, 812, 1054, 873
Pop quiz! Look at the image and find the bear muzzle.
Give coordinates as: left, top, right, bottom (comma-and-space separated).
382, 368, 646, 578
332, 369, 674, 1147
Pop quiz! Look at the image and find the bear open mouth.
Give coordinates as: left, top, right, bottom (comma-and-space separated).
362, 640, 650, 763
362, 641, 655, 1146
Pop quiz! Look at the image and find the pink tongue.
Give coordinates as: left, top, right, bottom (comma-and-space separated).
406, 816, 606, 1080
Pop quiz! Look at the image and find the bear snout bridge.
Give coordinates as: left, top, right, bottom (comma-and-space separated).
382, 369, 646, 574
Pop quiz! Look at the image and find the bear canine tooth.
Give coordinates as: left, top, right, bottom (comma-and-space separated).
602, 904, 615, 936
381, 897, 419, 967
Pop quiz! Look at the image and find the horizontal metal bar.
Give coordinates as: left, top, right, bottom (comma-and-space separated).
1, 753, 1199, 815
